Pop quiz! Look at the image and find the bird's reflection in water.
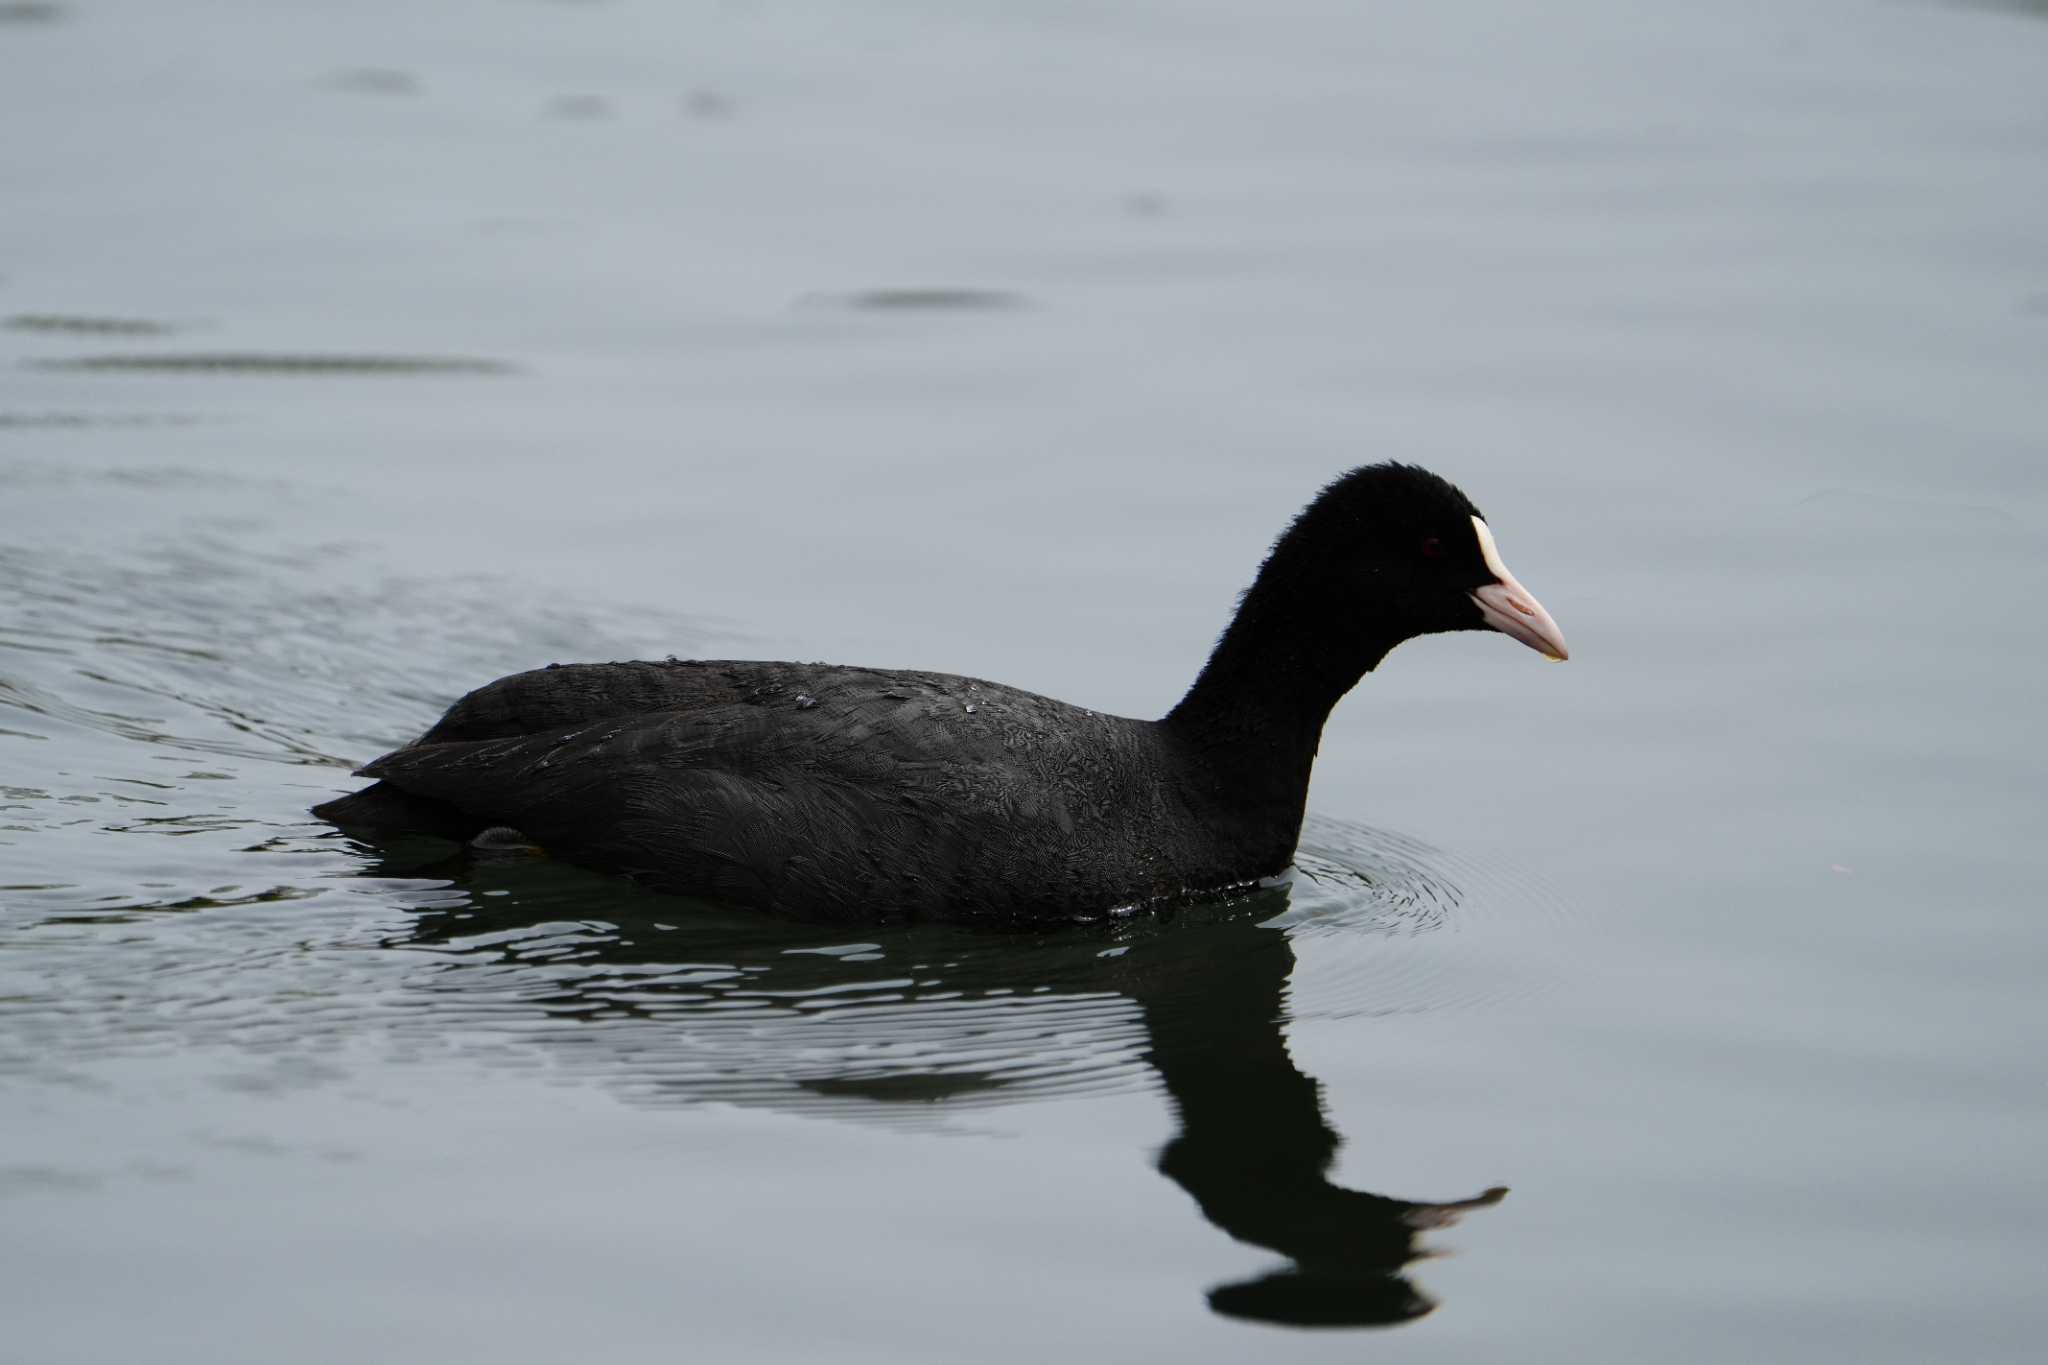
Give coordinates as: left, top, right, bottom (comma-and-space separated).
1123, 907, 1505, 1327
364, 831, 1505, 1331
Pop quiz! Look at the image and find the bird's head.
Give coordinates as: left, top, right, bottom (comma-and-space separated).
1279, 462, 1569, 662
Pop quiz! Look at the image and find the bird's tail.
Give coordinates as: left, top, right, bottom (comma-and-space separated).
312, 781, 484, 842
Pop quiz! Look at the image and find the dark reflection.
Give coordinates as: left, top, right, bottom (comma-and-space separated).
357, 835, 1506, 1329
803, 287, 1025, 312
30, 353, 512, 374
5, 313, 181, 335
1123, 910, 1505, 1327
0, 3, 67, 25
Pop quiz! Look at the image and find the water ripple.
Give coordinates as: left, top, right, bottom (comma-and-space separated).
0, 535, 1573, 1129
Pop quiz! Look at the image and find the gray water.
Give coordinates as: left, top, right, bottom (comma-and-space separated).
3, 0, 2045, 1359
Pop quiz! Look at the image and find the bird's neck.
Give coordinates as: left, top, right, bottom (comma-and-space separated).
1162, 582, 1400, 809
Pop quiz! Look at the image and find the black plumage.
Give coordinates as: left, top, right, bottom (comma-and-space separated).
315, 463, 1567, 923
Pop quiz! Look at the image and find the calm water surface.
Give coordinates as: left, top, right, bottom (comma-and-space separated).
3, 1, 2045, 1360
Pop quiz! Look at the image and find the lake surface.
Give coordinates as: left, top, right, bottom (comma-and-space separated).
3, 0, 2045, 1360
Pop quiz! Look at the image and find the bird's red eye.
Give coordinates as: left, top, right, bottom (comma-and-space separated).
1420, 536, 1444, 559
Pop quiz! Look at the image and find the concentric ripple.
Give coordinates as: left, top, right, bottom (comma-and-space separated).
1283, 817, 1575, 1019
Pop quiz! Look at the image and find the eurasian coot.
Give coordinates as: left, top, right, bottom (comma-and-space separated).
315, 463, 1566, 922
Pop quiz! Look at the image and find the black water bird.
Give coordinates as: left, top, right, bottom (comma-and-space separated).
315, 463, 1568, 922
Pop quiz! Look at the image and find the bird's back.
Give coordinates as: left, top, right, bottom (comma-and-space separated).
333, 659, 1222, 922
